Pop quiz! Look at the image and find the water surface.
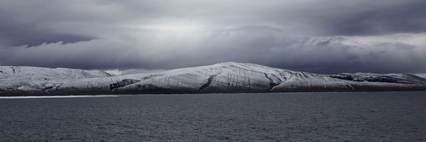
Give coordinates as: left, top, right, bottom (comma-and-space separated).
1, 92, 426, 141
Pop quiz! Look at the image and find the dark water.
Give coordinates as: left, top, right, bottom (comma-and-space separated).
1, 92, 426, 142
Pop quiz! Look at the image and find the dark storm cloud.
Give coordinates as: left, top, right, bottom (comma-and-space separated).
0, 16, 78, 47
0, 24, 93, 46
0, 0, 426, 73
324, 0, 426, 35
0, 9, 93, 46
1, 31, 425, 73
0, 0, 130, 47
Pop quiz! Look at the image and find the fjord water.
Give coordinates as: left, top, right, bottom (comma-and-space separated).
1, 92, 426, 141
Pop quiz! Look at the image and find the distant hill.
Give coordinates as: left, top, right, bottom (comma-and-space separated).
1, 62, 426, 96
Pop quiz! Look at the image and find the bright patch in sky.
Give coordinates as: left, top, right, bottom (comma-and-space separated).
140, 21, 206, 37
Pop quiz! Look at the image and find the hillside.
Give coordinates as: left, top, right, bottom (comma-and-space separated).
1, 62, 425, 96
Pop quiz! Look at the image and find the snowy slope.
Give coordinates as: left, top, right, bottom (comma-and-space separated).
0, 66, 111, 92
1, 63, 425, 95
416, 74, 426, 79
0, 66, 111, 80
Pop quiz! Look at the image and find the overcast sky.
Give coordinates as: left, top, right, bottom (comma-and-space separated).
1, 0, 426, 73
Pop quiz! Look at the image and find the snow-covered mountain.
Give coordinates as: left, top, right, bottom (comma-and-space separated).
1, 62, 425, 96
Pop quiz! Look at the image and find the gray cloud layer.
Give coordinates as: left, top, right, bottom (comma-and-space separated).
0, 0, 425, 73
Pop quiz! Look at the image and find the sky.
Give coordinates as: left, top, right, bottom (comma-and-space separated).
0, 0, 426, 73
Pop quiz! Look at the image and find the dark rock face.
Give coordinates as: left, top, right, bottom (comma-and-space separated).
264, 73, 280, 90
199, 74, 219, 91
330, 73, 426, 84
109, 79, 140, 90
330, 74, 354, 81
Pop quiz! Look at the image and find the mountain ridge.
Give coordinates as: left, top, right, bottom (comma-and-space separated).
1, 62, 425, 96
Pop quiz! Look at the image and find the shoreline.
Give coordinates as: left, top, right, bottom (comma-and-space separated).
1, 90, 426, 99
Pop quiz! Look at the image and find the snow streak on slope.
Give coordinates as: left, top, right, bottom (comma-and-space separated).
0, 63, 425, 95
